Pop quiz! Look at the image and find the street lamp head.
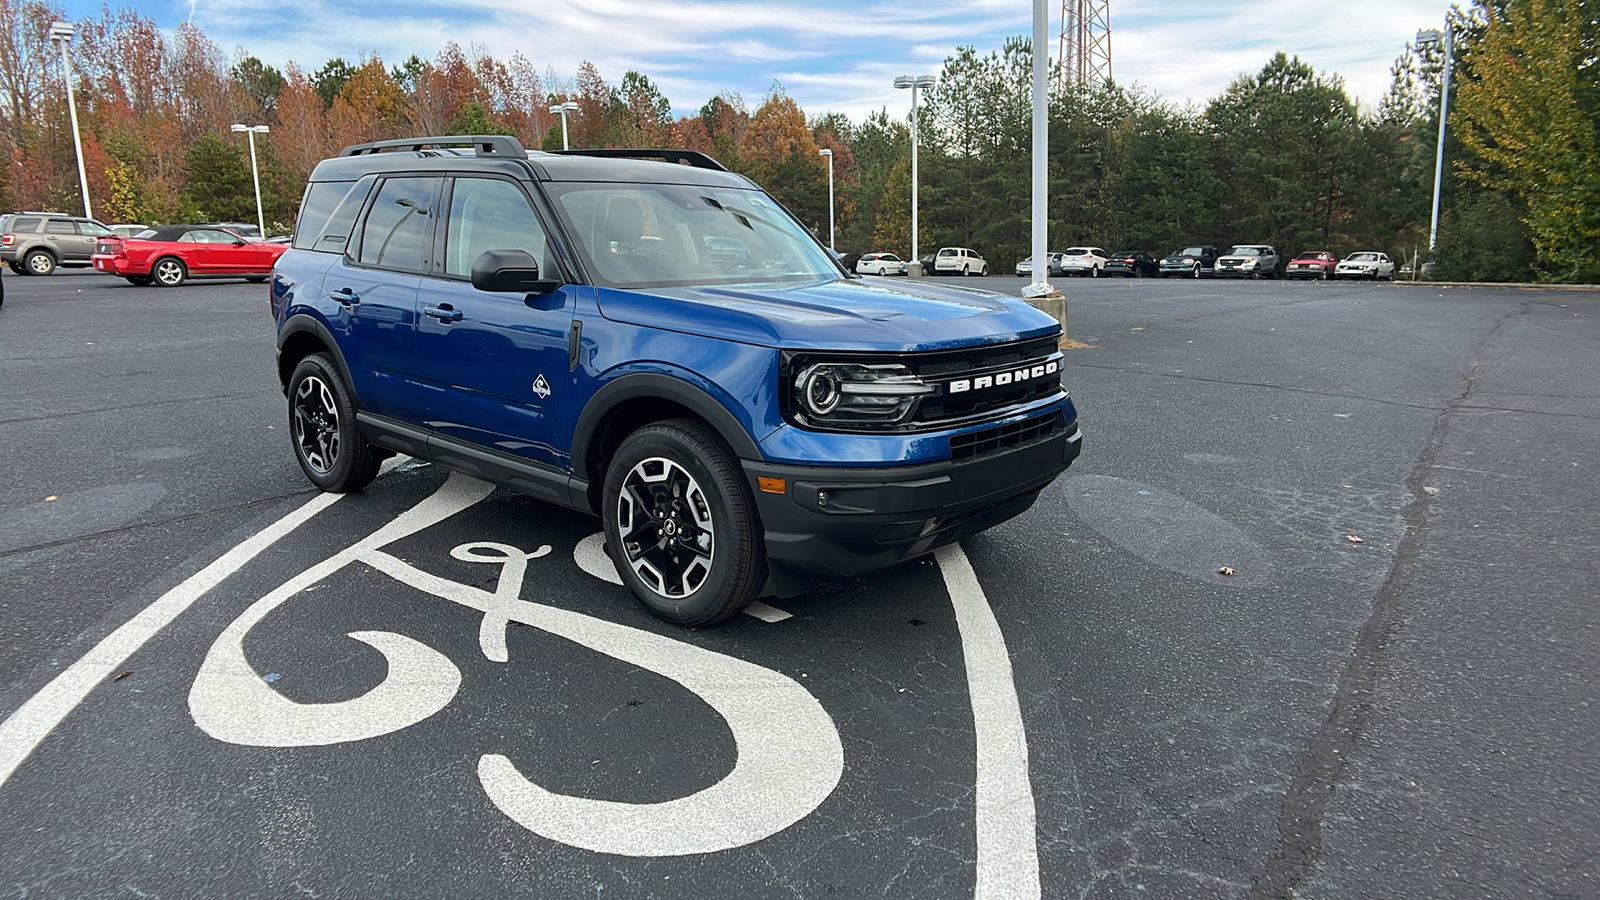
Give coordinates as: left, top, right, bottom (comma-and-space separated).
1415, 28, 1444, 48
915, 76, 936, 89
893, 76, 915, 89
49, 21, 74, 44
231, 124, 247, 132
893, 75, 936, 90
818, 148, 832, 158
549, 101, 580, 114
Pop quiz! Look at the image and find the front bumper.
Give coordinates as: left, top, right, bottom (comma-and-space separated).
744, 415, 1083, 581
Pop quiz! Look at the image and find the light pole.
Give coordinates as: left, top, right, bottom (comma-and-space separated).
49, 22, 92, 220
818, 148, 835, 250
893, 74, 935, 273
549, 102, 580, 151
231, 124, 271, 237
1416, 26, 1454, 253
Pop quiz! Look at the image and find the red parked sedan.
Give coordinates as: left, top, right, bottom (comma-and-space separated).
91, 225, 287, 287
1286, 250, 1338, 280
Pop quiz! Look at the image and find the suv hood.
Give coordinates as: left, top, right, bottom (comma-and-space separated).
597, 277, 1059, 352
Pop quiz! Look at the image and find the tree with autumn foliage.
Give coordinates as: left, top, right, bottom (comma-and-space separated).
1453, 0, 1600, 282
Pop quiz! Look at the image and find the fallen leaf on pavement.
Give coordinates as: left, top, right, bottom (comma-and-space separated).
113, 671, 132, 681
1218, 566, 1235, 576
1346, 535, 1364, 543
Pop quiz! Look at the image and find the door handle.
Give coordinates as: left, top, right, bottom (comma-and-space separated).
329, 288, 360, 305
424, 304, 463, 322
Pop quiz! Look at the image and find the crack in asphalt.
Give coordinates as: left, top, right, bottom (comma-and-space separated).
1248, 302, 1529, 899
0, 488, 321, 560
0, 389, 278, 425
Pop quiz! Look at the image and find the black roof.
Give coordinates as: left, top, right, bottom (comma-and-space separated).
136, 225, 195, 241
309, 135, 755, 189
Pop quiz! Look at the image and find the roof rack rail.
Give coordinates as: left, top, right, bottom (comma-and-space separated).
338, 135, 527, 158
550, 148, 729, 172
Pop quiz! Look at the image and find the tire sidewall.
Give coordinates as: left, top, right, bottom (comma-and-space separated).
25, 251, 55, 276
154, 257, 186, 287
602, 421, 764, 626
286, 353, 379, 493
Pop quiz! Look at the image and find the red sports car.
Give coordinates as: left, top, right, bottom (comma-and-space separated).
91, 224, 287, 287
1286, 250, 1338, 280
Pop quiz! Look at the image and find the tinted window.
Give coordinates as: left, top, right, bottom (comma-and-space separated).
444, 178, 550, 278
358, 177, 437, 271
45, 219, 76, 234
294, 177, 376, 253
939, 248, 956, 257
10, 216, 40, 233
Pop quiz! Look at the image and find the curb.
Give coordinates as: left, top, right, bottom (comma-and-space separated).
1390, 281, 1600, 291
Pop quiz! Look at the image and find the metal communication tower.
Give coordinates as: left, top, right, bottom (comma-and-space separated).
1057, 0, 1112, 90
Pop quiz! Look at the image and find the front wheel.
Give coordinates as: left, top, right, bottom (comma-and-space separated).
286, 353, 382, 493
152, 257, 187, 287
1192, 264, 1201, 279
978, 265, 988, 276
603, 419, 766, 627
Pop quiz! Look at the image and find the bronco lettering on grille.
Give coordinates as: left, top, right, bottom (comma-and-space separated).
947, 359, 1059, 395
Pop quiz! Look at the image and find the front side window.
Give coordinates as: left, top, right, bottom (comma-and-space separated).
192, 229, 241, 244
358, 177, 438, 271
444, 178, 551, 278
79, 221, 113, 237
548, 182, 837, 288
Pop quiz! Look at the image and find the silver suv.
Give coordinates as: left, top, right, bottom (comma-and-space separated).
1215, 244, 1280, 279
0, 212, 117, 275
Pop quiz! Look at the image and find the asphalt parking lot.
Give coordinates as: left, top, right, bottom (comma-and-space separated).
1, 268, 1595, 899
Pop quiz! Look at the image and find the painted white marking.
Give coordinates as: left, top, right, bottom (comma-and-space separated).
0, 490, 344, 792
935, 543, 1041, 900
193, 481, 842, 856
744, 601, 792, 623
189, 474, 493, 746
573, 532, 621, 585
573, 532, 788, 623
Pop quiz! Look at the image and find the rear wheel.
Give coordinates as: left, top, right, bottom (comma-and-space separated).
24, 250, 56, 276
152, 257, 187, 287
286, 353, 382, 493
602, 419, 765, 627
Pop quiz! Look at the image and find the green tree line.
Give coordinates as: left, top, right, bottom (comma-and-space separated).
1, 0, 1593, 281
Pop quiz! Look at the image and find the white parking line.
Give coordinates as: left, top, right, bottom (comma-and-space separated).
936, 543, 1041, 900
0, 490, 344, 792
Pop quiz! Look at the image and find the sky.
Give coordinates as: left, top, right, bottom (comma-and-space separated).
58, 0, 1455, 120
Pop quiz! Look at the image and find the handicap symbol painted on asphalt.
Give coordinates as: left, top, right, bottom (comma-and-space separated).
188, 472, 844, 857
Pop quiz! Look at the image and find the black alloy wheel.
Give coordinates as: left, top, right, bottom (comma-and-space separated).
286, 353, 382, 493
152, 257, 187, 287
603, 419, 765, 626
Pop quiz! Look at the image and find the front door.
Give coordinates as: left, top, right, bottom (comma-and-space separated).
411, 176, 575, 472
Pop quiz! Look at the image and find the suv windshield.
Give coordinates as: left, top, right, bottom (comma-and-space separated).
547, 182, 838, 288
1229, 246, 1260, 256
1174, 247, 1205, 257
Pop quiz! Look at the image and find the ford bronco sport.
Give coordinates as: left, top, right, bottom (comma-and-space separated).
271, 136, 1083, 626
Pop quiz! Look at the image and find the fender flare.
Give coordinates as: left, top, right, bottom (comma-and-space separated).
572, 372, 765, 477
276, 313, 355, 394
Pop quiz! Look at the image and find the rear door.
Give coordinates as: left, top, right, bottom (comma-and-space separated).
411, 174, 577, 472
333, 175, 441, 420
43, 218, 89, 262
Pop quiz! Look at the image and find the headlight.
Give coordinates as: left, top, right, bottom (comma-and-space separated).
795, 362, 934, 426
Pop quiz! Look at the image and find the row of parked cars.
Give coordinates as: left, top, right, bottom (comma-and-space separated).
847, 243, 1400, 281
0, 211, 286, 285
1014, 245, 1399, 280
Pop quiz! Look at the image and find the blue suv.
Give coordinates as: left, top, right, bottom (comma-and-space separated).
271, 136, 1083, 626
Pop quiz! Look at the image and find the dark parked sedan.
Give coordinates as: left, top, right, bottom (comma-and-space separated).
1104, 250, 1158, 277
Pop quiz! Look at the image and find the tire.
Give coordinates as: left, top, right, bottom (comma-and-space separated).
286, 353, 382, 493
7, 263, 22, 275
124, 276, 153, 286
961, 265, 970, 276
24, 250, 56, 276
1091, 265, 1100, 278
152, 257, 187, 287
602, 419, 766, 627
979, 265, 988, 276
1192, 264, 1201, 279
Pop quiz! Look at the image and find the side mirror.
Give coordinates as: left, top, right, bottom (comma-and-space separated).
471, 249, 560, 294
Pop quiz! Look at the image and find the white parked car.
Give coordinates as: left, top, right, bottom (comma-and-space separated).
855, 252, 908, 276
1057, 247, 1109, 277
933, 246, 988, 276
1335, 251, 1396, 280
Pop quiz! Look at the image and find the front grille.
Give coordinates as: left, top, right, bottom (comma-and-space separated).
949, 410, 1065, 462
907, 335, 1063, 427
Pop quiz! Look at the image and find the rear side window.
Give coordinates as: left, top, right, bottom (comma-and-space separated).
10, 216, 40, 233
45, 219, 76, 234
293, 177, 376, 253
939, 248, 956, 257
358, 177, 438, 271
